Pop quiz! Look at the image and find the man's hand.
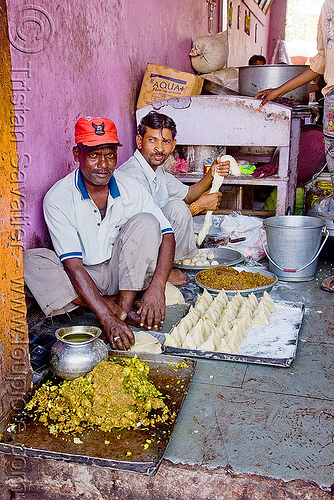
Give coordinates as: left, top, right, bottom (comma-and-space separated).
63, 258, 134, 350
185, 158, 228, 206
196, 190, 222, 212
254, 88, 280, 107
100, 313, 135, 350
254, 68, 319, 108
210, 158, 230, 178
137, 282, 165, 330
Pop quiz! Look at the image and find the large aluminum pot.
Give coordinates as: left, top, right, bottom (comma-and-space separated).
238, 65, 310, 104
50, 326, 108, 380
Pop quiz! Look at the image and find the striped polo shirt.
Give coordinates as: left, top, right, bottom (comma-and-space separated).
43, 168, 173, 266
310, 0, 334, 96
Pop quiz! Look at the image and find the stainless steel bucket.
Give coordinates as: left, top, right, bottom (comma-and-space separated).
263, 216, 328, 281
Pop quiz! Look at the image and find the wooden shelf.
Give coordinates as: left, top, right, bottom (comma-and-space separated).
213, 209, 276, 217
175, 174, 287, 186
137, 96, 292, 215
230, 153, 274, 163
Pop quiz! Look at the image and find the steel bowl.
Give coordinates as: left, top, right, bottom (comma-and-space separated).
174, 247, 245, 271
195, 266, 278, 297
238, 64, 310, 105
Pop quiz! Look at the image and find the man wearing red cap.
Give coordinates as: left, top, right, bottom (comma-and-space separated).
24, 117, 176, 350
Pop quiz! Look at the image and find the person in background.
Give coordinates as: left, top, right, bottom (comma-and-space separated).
255, 0, 334, 293
24, 117, 176, 349
310, 74, 326, 125
118, 111, 230, 285
248, 54, 266, 66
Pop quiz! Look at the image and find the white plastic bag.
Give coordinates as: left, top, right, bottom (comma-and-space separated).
189, 32, 228, 74
218, 214, 267, 261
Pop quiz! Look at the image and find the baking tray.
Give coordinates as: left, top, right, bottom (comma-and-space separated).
163, 301, 304, 367
0, 351, 196, 476
195, 266, 278, 297
174, 247, 245, 271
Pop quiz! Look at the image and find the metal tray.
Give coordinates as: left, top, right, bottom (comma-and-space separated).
0, 351, 196, 476
174, 247, 245, 271
163, 301, 304, 367
195, 266, 278, 297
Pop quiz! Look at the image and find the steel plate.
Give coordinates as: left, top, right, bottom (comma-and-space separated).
195, 266, 278, 297
0, 352, 196, 476
174, 247, 245, 271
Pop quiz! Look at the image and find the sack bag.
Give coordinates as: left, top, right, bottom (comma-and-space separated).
189, 31, 228, 74
218, 214, 267, 261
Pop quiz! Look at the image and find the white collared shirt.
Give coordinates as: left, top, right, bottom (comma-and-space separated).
118, 149, 189, 208
43, 168, 173, 265
310, 0, 334, 96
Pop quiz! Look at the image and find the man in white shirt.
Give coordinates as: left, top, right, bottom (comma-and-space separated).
118, 111, 230, 285
24, 117, 176, 349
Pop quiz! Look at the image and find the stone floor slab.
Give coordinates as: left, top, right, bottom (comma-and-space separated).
243, 341, 334, 400
191, 358, 247, 388
166, 382, 334, 487
301, 306, 334, 344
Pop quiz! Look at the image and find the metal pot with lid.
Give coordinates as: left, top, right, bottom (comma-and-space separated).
238, 64, 310, 105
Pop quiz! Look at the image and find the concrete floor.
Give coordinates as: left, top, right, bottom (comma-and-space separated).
1, 239, 333, 499
165, 241, 334, 492
166, 240, 334, 487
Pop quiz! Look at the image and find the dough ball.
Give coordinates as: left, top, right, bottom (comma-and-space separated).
182, 258, 192, 265
194, 260, 203, 266
211, 260, 219, 266
207, 251, 214, 260
202, 260, 210, 266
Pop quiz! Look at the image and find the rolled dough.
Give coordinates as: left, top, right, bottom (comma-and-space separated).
197, 155, 241, 246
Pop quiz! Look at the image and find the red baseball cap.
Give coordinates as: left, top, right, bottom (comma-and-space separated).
74, 117, 122, 147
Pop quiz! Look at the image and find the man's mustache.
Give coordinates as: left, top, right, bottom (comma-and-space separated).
92, 169, 113, 174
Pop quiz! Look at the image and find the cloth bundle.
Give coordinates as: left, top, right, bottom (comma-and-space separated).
252, 163, 277, 178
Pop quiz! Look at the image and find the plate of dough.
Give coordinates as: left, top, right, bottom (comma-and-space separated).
174, 248, 244, 271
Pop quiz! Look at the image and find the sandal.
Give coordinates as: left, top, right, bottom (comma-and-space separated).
321, 276, 334, 293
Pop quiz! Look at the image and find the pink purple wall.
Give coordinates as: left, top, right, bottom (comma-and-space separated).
227, 1, 287, 67
8, 0, 285, 249
227, 1, 270, 67
8, 0, 215, 248
266, 0, 288, 63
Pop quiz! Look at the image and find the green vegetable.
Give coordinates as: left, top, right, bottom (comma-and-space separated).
26, 357, 175, 437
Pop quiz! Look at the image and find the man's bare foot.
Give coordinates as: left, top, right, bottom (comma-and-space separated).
103, 297, 127, 321
72, 295, 127, 321
168, 268, 189, 286
126, 309, 162, 331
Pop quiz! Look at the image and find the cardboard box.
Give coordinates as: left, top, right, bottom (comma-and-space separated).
137, 63, 203, 109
